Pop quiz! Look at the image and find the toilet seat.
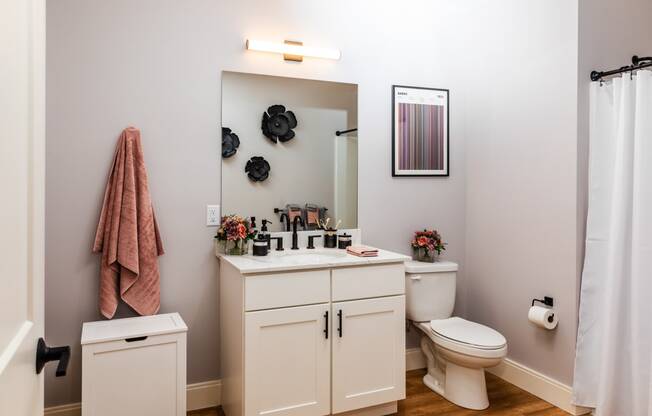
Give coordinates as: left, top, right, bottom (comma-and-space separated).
417, 318, 507, 359
430, 317, 506, 349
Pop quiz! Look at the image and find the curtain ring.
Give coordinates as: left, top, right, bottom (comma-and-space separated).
599, 78, 604, 87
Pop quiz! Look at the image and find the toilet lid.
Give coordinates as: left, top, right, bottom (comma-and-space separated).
404, 260, 458, 273
430, 317, 506, 349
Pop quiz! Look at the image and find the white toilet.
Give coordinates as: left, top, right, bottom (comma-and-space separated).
405, 260, 507, 410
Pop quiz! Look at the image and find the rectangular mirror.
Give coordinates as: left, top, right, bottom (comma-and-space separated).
221, 72, 358, 232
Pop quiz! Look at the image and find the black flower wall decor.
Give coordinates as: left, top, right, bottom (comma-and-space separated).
221, 127, 240, 158
261, 104, 297, 143
245, 156, 271, 182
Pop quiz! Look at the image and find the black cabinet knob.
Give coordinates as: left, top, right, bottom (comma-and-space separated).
36, 338, 70, 377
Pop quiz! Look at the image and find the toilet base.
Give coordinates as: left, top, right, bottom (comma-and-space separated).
422, 373, 445, 396
442, 362, 489, 410
419, 330, 491, 410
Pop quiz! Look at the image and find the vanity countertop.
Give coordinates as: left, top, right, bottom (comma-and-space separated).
216, 248, 410, 274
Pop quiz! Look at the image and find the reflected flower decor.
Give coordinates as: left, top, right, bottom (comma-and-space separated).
261, 104, 297, 143
221, 127, 240, 158
411, 229, 446, 263
215, 215, 257, 255
245, 156, 271, 182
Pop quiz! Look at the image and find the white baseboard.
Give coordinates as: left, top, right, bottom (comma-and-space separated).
406, 347, 426, 371
46, 351, 591, 416
187, 379, 221, 411
488, 359, 591, 415
44, 379, 222, 416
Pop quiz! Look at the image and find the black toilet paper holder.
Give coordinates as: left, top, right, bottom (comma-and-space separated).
531, 296, 554, 307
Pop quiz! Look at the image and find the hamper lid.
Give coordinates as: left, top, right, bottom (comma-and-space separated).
81, 313, 187, 345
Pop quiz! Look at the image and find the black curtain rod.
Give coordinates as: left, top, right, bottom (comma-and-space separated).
591, 55, 652, 81
335, 128, 357, 136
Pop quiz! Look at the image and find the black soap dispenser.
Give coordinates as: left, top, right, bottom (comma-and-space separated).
259, 219, 272, 249
252, 237, 269, 256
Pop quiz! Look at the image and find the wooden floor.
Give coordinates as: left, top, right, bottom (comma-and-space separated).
188, 369, 569, 416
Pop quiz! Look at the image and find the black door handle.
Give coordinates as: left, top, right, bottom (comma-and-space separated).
36, 338, 70, 377
337, 309, 343, 338
324, 311, 329, 339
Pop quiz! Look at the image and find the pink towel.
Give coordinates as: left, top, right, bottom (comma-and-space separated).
288, 208, 302, 223
92, 127, 164, 319
306, 210, 319, 226
346, 245, 379, 257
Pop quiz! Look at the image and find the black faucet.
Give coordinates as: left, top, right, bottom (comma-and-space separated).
279, 213, 290, 231
291, 216, 305, 250
307, 235, 322, 249
271, 236, 284, 251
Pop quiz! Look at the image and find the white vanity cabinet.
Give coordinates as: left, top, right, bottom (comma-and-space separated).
331, 296, 405, 414
219, 256, 407, 416
244, 303, 331, 416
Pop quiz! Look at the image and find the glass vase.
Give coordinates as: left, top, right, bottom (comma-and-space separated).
412, 247, 437, 263
217, 239, 248, 255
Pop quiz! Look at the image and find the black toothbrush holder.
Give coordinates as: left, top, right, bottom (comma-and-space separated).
324, 230, 337, 248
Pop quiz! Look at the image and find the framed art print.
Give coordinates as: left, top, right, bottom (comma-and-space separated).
392, 85, 449, 176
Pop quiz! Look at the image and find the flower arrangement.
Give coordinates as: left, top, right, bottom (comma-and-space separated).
215, 215, 257, 255
411, 229, 446, 262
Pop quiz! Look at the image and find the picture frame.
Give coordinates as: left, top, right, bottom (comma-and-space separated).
392, 85, 449, 177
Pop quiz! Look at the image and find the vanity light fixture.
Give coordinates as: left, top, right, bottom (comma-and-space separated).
245, 39, 341, 62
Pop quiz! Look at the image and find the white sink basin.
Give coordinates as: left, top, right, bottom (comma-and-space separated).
246, 250, 348, 264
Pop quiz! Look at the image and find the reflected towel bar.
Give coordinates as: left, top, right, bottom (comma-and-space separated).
335, 128, 357, 136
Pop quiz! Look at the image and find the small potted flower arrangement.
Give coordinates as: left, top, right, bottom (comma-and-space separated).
411, 229, 446, 263
215, 215, 257, 255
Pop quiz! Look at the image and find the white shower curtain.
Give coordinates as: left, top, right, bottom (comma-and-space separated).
573, 70, 652, 416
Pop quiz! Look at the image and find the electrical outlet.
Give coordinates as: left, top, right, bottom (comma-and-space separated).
206, 205, 220, 226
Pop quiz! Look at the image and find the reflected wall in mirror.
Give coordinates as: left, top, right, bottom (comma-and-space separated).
221, 72, 358, 232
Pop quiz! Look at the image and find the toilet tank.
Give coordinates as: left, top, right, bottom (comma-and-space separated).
405, 260, 458, 322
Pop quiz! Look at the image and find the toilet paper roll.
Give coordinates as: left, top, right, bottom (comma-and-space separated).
528, 305, 558, 330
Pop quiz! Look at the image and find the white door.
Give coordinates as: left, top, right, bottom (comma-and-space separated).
332, 296, 406, 413
244, 304, 331, 416
0, 0, 46, 414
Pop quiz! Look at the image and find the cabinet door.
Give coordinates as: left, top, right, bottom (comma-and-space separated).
331, 296, 406, 413
245, 303, 331, 416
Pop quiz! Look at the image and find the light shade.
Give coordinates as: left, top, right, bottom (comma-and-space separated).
246, 39, 341, 61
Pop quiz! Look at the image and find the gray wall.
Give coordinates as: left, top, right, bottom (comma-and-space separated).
45, 0, 581, 407
463, 2, 580, 386
45, 0, 468, 406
